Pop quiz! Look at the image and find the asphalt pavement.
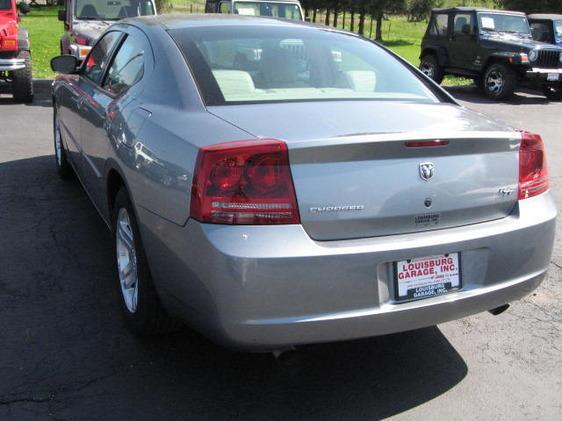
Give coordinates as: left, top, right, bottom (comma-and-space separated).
0, 81, 560, 420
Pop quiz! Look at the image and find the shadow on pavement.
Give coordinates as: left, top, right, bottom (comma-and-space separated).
0, 79, 53, 108
446, 85, 551, 106
0, 147, 467, 419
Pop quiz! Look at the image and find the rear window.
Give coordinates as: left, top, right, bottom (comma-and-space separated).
0, 0, 10, 10
74, 0, 156, 20
233, 2, 302, 20
170, 26, 438, 106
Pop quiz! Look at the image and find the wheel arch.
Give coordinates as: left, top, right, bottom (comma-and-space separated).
17, 29, 30, 52
106, 165, 127, 222
482, 54, 518, 72
105, 161, 144, 231
420, 46, 449, 67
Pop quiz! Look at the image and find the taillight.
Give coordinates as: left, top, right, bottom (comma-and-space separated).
75, 36, 88, 46
190, 139, 300, 225
518, 131, 549, 200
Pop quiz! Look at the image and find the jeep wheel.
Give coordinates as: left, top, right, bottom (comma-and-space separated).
543, 86, 562, 101
12, 50, 34, 103
483, 64, 516, 101
420, 54, 444, 84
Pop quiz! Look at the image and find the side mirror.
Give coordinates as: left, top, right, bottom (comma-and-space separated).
18, 2, 30, 15
462, 24, 472, 35
58, 9, 66, 22
51, 55, 79, 74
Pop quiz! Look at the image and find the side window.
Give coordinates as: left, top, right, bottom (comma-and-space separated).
530, 22, 552, 43
103, 35, 145, 96
454, 13, 473, 34
430, 14, 449, 37
219, 2, 231, 13
83, 31, 122, 84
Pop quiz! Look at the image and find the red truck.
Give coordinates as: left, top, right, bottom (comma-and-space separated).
0, 0, 32, 102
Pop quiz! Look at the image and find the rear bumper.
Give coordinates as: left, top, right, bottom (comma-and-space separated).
138, 193, 557, 350
0, 58, 25, 72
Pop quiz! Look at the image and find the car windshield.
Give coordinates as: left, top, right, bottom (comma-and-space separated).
170, 26, 438, 106
0, 0, 11, 10
75, 0, 155, 21
555, 21, 562, 39
233, 1, 302, 20
478, 13, 531, 35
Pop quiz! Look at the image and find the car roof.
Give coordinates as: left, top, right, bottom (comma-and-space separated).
126, 13, 345, 33
528, 14, 562, 21
432, 7, 525, 16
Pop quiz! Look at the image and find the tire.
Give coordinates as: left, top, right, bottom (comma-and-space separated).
53, 109, 73, 179
543, 86, 562, 101
419, 54, 445, 84
12, 50, 33, 103
482, 63, 517, 101
112, 188, 179, 335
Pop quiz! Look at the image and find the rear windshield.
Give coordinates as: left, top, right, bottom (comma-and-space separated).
234, 2, 302, 20
0, 0, 10, 10
170, 26, 438, 106
74, 0, 155, 20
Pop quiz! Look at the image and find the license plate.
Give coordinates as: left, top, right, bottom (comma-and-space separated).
394, 253, 461, 302
547, 73, 559, 81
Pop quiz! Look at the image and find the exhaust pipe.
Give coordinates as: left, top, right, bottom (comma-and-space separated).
489, 304, 510, 316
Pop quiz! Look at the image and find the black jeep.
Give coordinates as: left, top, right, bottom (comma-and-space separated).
420, 7, 562, 100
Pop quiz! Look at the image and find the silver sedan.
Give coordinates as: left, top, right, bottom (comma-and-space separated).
50, 15, 556, 351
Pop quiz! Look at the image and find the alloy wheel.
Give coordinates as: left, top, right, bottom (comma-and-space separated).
116, 208, 139, 313
420, 62, 435, 79
486, 70, 504, 95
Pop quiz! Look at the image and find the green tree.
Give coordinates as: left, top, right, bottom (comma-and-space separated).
369, 0, 407, 41
496, 0, 562, 13
408, 0, 442, 22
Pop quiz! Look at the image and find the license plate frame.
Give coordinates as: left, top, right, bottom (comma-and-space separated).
547, 73, 560, 82
393, 253, 462, 303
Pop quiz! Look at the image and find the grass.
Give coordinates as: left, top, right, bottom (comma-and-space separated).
21, 3, 473, 85
20, 6, 63, 79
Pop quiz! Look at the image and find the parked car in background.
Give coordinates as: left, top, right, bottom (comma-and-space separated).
420, 7, 562, 101
58, 0, 156, 61
50, 15, 556, 351
528, 14, 562, 47
0, 0, 33, 102
205, 0, 304, 21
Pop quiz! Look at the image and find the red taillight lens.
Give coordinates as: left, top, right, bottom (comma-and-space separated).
190, 139, 300, 225
518, 131, 549, 200
75, 36, 89, 46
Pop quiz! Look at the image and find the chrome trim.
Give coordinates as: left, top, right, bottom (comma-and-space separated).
0, 58, 25, 71
528, 68, 562, 74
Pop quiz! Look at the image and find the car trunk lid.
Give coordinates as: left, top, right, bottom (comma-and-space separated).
208, 102, 520, 240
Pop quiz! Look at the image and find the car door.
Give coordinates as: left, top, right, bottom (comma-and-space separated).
71, 31, 122, 187
78, 29, 147, 213
449, 12, 477, 70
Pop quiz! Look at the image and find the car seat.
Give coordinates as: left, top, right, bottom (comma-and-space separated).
80, 4, 99, 18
